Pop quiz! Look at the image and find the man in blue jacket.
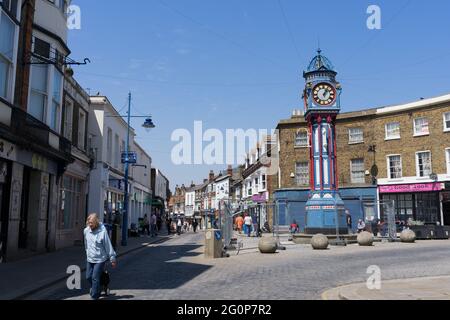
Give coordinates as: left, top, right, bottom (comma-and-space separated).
84, 213, 117, 300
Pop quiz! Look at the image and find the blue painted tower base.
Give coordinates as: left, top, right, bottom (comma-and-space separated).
305, 192, 348, 235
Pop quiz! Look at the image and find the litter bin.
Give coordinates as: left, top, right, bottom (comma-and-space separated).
205, 229, 223, 259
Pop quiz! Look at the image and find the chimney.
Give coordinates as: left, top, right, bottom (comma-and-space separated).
227, 165, 233, 177
209, 170, 215, 182
191, 181, 195, 188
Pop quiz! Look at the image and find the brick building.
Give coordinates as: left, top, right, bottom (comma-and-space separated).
274, 94, 450, 228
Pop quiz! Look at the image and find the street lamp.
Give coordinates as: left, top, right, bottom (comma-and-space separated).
121, 92, 156, 246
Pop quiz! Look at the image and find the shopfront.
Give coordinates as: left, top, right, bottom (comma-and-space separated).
104, 176, 125, 225
274, 187, 378, 231
379, 183, 444, 225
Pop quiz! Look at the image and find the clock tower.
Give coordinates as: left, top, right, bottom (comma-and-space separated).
303, 49, 347, 235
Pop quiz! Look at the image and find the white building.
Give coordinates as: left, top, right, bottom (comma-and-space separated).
241, 141, 272, 226
129, 141, 152, 227
152, 168, 169, 215
185, 184, 196, 219
88, 95, 134, 224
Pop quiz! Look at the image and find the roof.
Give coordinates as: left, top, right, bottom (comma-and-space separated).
305, 49, 336, 73
376, 93, 450, 115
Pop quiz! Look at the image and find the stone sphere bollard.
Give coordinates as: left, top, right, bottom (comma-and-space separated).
311, 234, 329, 250
400, 229, 416, 243
258, 237, 278, 254
357, 231, 374, 246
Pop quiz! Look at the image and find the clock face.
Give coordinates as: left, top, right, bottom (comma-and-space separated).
313, 83, 336, 106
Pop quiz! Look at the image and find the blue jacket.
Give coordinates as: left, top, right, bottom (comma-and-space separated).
84, 224, 117, 264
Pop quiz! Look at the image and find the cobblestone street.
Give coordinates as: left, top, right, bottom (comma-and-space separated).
29, 231, 450, 300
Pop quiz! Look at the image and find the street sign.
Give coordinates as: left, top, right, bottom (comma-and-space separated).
121, 152, 137, 164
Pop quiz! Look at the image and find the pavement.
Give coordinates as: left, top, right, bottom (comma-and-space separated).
322, 276, 450, 300
3, 228, 450, 300
0, 227, 176, 300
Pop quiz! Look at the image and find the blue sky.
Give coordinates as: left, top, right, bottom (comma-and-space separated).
68, 0, 450, 190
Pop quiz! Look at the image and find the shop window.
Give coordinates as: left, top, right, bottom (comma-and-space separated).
415, 193, 439, 224
60, 176, 83, 230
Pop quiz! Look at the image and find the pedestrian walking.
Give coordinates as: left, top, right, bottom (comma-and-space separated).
143, 214, 150, 236
244, 214, 253, 237
177, 218, 182, 235
193, 219, 199, 233
156, 213, 162, 232
235, 215, 244, 234
346, 210, 353, 234
166, 217, 172, 235
84, 213, 117, 300
371, 217, 380, 237
150, 213, 157, 237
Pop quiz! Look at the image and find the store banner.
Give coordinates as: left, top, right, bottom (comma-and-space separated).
379, 183, 444, 194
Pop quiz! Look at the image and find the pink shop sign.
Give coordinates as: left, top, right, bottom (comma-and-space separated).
379, 183, 443, 194
252, 193, 267, 203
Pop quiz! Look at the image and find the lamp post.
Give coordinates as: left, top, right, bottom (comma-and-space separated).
120, 92, 155, 246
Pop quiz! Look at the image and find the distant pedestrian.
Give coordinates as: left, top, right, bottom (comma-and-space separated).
156, 214, 162, 232
84, 213, 117, 300
193, 219, 199, 233
346, 210, 352, 234
357, 219, 366, 233
143, 214, 150, 236
183, 221, 188, 233
235, 215, 244, 234
166, 218, 172, 235
290, 220, 299, 234
177, 218, 182, 235
150, 213, 157, 237
244, 214, 253, 237
371, 217, 380, 237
